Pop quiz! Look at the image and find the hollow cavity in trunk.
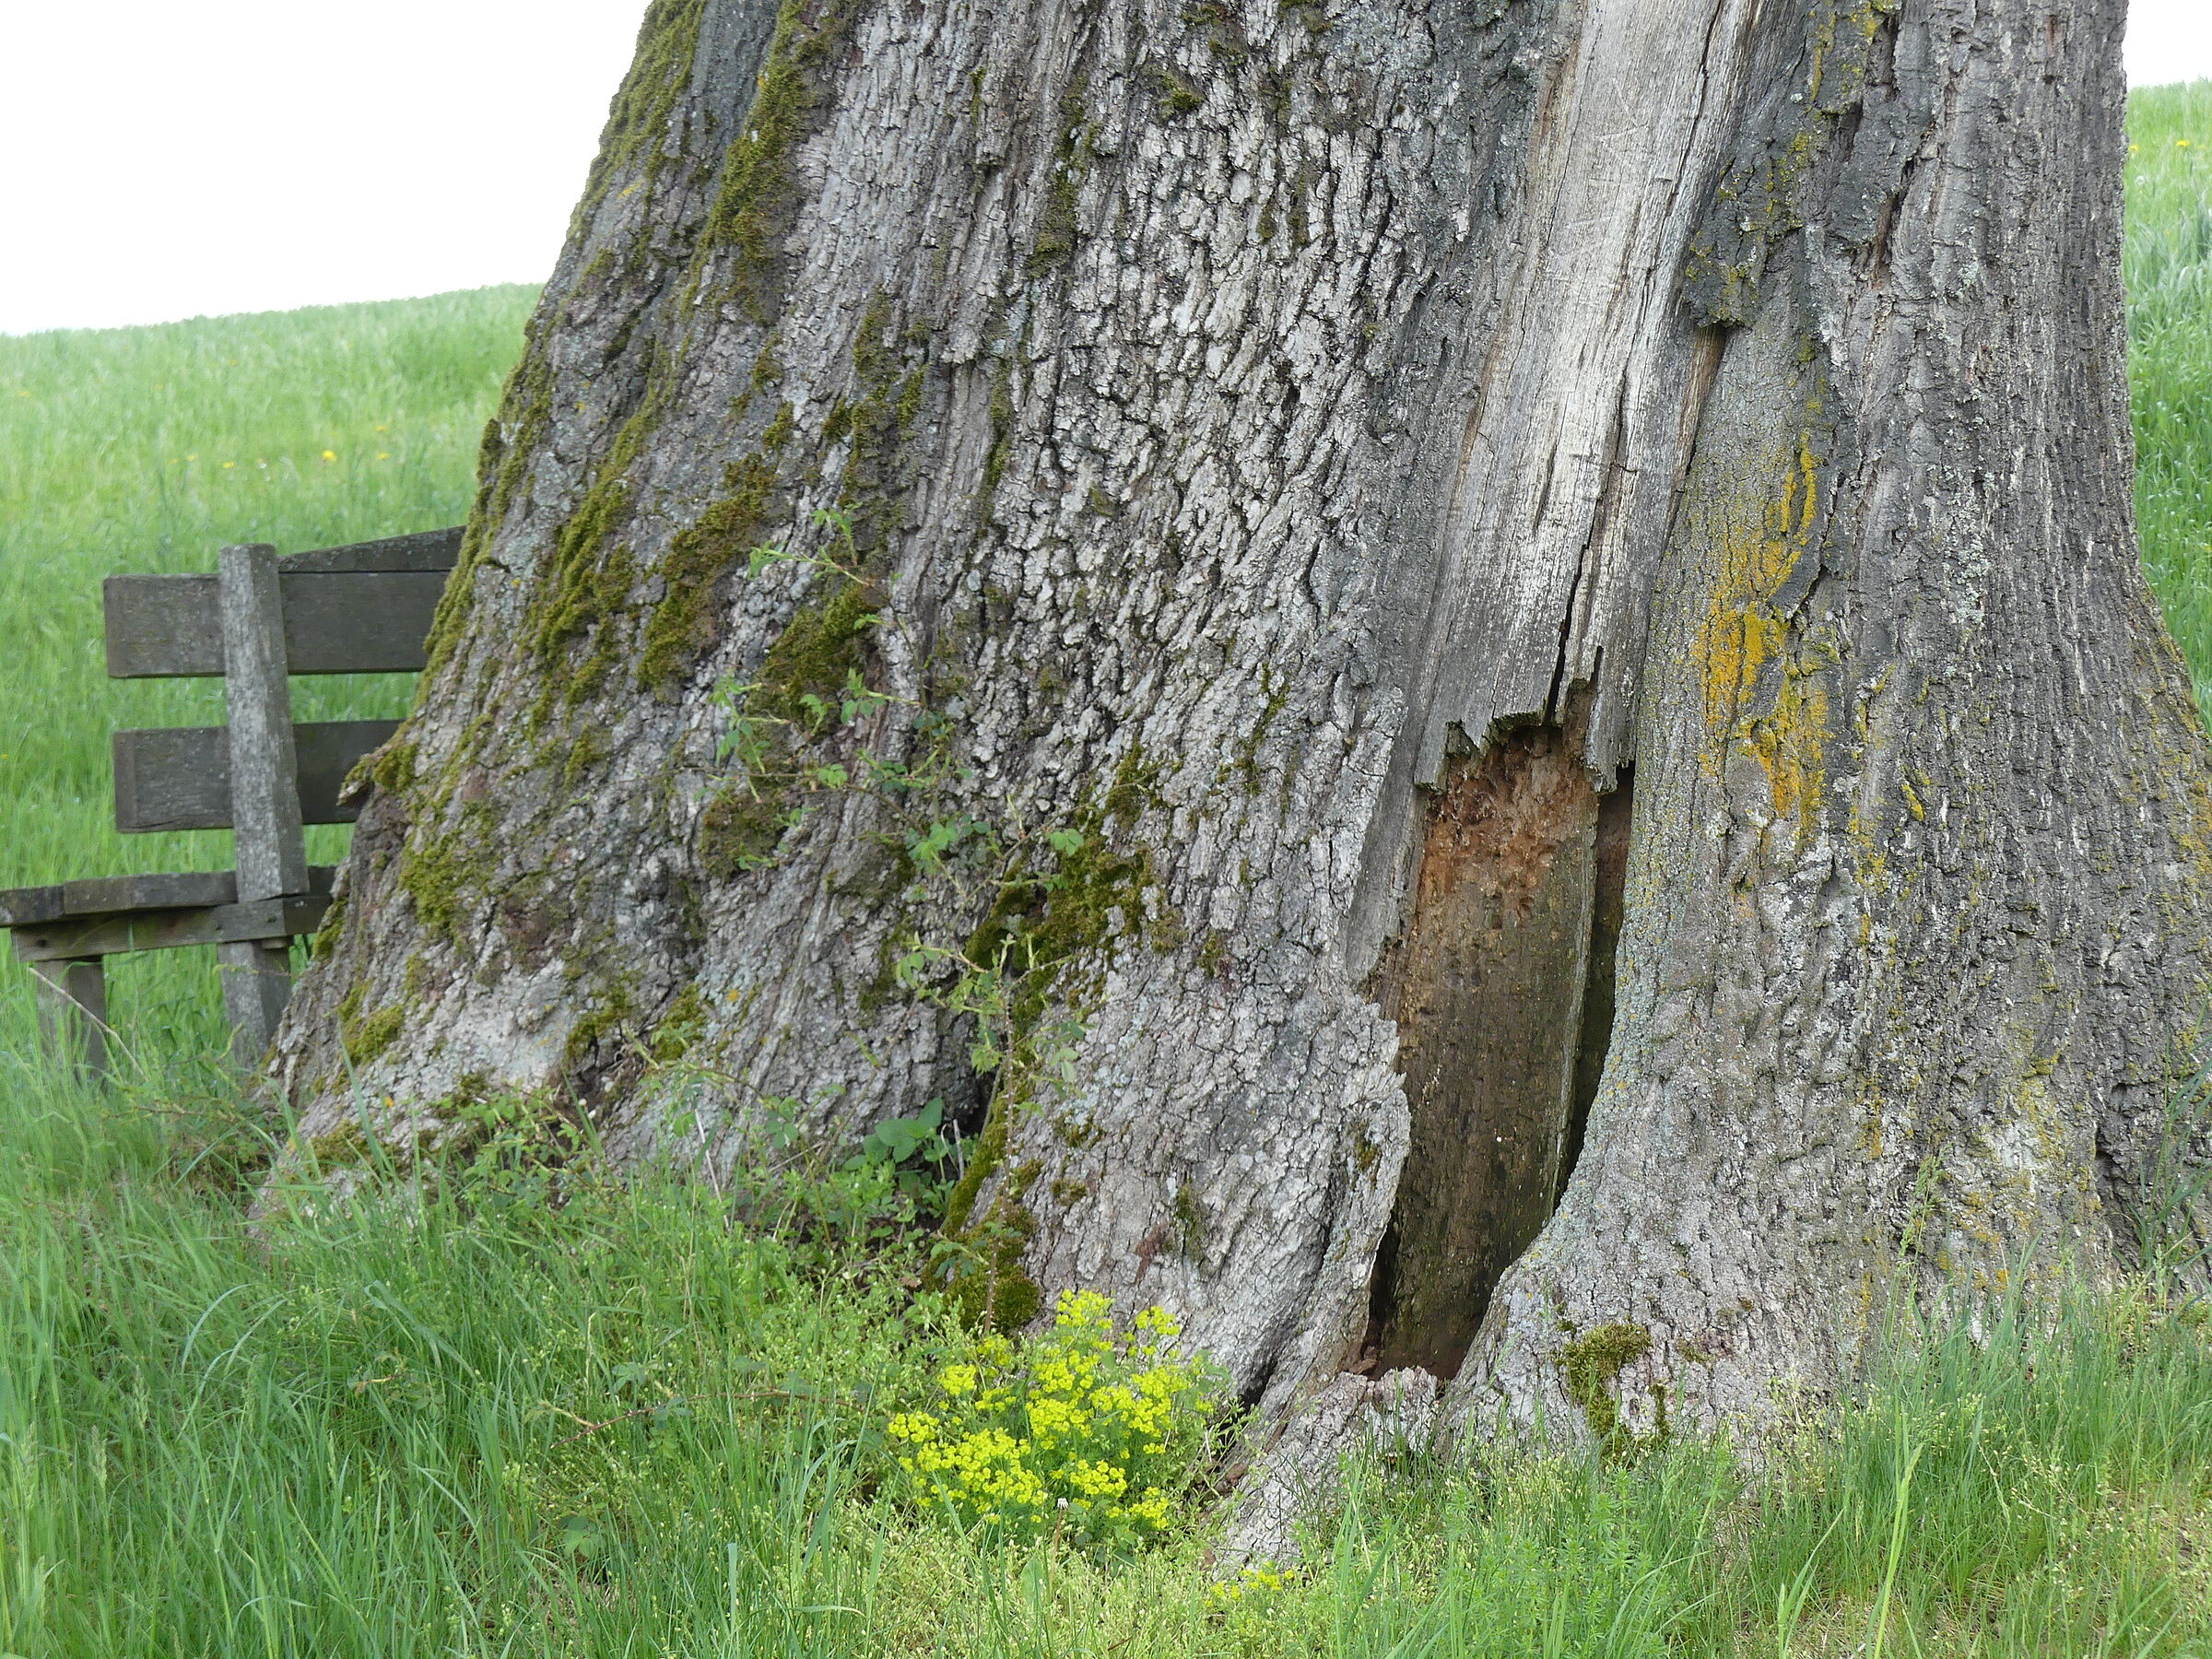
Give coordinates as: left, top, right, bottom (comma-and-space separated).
1363, 728, 1631, 1378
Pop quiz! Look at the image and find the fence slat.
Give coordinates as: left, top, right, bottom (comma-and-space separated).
9, 895, 329, 962
277, 525, 463, 574
0, 865, 335, 928
104, 568, 455, 677
112, 720, 400, 832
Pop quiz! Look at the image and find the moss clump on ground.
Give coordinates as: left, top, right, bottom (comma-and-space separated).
1559, 1323, 1654, 1453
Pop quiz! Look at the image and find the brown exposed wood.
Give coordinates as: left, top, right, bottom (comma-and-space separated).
112, 721, 400, 832
1364, 727, 1598, 1379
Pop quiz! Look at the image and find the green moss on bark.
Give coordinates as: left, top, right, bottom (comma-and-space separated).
833, 291, 926, 553
699, 788, 794, 878
399, 803, 498, 946
425, 353, 554, 679
561, 724, 613, 789
942, 1095, 1011, 1236
1559, 1323, 1653, 1453
1028, 85, 1092, 275
978, 357, 1017, 523
1682, 0, 1900, 325
310, 892, 347, 961
963, 815, 1162, 1039
706, 0, 867, 324
639, 446, 785, 697
566, 987, 639, 1067
1150, 64, 1204, 117
940, 1112, 1043, 1333
574, 0, 711, 226
755, 578, 881, 721
649, 984, 709, 1063
337, 982, 405, 1068
304, 1118, 374, 1171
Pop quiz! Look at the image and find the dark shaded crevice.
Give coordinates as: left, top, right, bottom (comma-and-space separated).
1561, 766, 1633, 1202
1359, 735, 1634, 1381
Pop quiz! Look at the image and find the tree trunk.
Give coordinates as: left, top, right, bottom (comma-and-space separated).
274, 0, 2212, 1439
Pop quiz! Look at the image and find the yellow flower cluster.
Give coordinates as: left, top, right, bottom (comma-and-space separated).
885, 1289, 1223, 1550
1208, 1560, 1292, 1604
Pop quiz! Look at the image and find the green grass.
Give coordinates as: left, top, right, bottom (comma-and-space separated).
2, 86, 2212, 1659
2, 1087, 2206, 1657
2131, 81, 2212, 703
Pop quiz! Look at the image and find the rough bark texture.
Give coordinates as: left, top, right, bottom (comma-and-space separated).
275, 0, 2212, 1440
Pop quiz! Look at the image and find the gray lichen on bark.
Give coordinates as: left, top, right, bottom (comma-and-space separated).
273, 0, 2212, 1446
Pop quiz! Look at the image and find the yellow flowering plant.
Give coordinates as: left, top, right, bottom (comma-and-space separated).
886, 1289, 1228, 1550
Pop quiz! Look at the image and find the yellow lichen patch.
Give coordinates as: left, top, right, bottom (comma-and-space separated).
1745, 648, 1833, 822
1694, 433, 1832, 825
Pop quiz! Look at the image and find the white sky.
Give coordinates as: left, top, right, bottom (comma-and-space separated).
0, 0, 2207, 336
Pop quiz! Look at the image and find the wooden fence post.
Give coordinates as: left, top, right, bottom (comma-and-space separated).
29, 957, 108, 1079
217, 543, 309, 1067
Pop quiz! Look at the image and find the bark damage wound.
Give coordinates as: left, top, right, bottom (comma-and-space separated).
1364, 727, 1628, 1379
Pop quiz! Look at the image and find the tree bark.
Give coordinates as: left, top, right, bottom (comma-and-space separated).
274, 0, 2212, 1440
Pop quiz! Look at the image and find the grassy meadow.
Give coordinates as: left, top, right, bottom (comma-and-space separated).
0, 86, 2210, 1659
